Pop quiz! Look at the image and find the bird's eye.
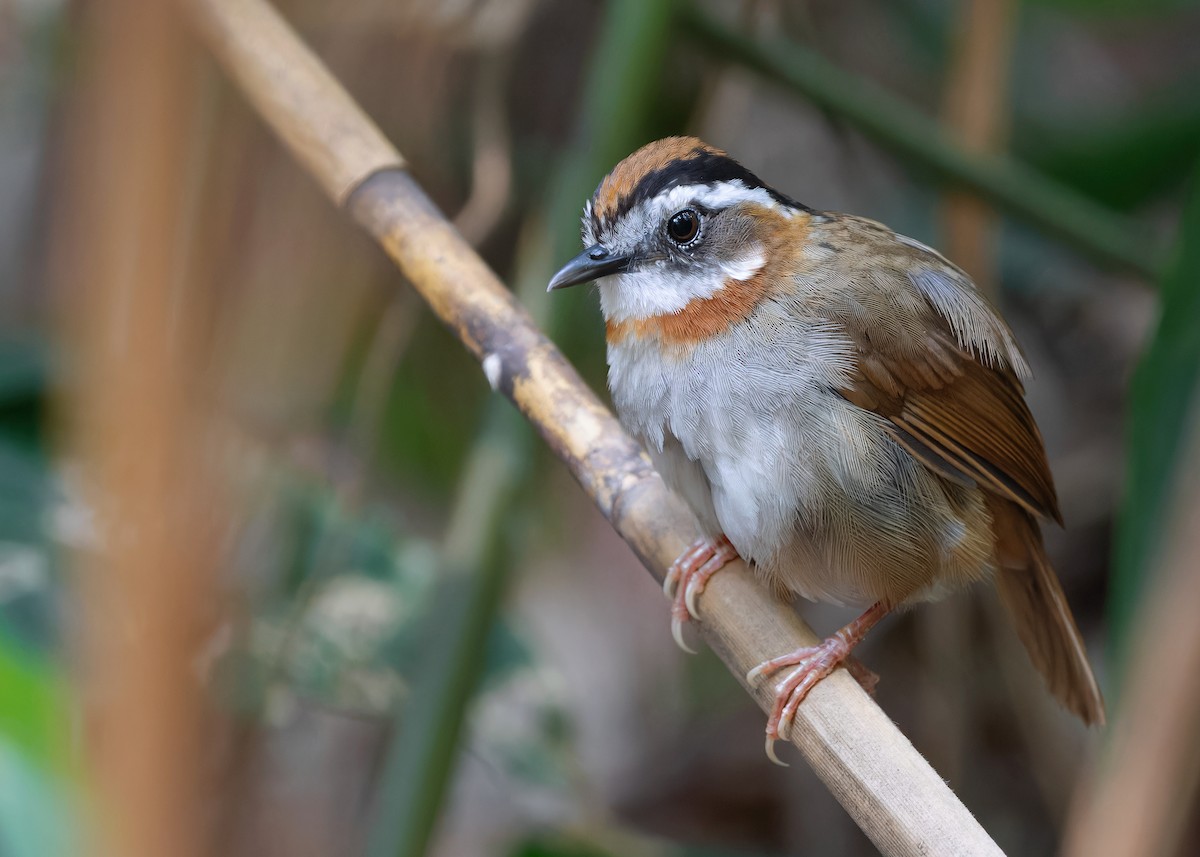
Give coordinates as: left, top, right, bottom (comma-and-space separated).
666, 209, 700, 245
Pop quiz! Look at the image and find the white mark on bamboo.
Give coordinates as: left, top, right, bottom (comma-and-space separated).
483, 353, 502, 391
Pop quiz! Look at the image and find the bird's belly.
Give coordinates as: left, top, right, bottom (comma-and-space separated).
678, 411, 995, 608
607, 319, 994, 608
646, 435, 723, 537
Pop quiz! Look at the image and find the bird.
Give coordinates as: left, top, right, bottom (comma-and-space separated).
547, 137, 1106, 763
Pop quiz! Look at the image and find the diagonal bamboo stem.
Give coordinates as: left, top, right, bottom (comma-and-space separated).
187, 0, 1005, 853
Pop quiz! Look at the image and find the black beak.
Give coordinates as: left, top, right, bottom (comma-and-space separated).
547, 244, 632, 292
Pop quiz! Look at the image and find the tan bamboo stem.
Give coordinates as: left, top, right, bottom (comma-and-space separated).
187, 0, 1005, 853
939, 0, 1017, 296
1063, 438, 1200, 857
61, 2, 220, 855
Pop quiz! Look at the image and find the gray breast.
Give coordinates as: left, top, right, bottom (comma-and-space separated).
605, 296, 994, 607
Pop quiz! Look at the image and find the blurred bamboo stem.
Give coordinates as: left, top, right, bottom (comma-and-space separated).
452, 50, 514, 247
939, 0, 1016, 294
60, 2, 219, 855
683, 5, 1159, 280
188, 0, 1004, 853
1064, 427, 1200, 857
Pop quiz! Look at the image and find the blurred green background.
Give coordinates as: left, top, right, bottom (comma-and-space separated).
1, 0, 1199, 855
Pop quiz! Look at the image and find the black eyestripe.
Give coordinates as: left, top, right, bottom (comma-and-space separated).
594, 148, 812, 230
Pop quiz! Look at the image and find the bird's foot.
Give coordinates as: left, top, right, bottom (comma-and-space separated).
746, 601, 889, 765
663, 534, 738, 653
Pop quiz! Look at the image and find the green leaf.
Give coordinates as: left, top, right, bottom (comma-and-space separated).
366, 402, 530, 857
1021, 0, 1193, 15
1111, 159, 1200, 669
1017, 84, 1200, 210
508, 841, 612, 857
0, 338, 49, 457
0, 432, 53, 547
0, 626, 72, 776
508, 835, 614, 854
0, 339, 47, 408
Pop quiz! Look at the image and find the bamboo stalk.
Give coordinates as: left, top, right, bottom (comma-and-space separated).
1064, 428, 1200, 857
938, 0, 1017, 295
187, 0, 1006, 853
59, 2, 220, 856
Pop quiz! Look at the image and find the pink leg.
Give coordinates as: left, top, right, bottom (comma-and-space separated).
747, 601, 890, 765
663, 535, 738, 653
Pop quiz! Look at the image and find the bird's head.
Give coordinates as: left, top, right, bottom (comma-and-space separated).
548, 137, 815, 340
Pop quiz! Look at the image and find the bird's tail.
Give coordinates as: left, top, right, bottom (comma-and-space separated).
991, 504, 1106, 726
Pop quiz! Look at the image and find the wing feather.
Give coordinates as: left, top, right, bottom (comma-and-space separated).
821, 219, 1061, 524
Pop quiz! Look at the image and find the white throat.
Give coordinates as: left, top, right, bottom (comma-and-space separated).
598, 248, 765, 322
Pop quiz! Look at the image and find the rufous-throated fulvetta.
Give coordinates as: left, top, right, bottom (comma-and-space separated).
548, 137, 1104, 762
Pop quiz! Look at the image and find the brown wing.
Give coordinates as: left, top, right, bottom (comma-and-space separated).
839, 323, 1062, 526
815, 217, 1098, 723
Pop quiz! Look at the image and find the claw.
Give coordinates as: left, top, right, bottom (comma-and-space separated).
765, 734, 789, 767
671, 613, 697, 654
663, 567, 679, 598
663, 537, 705, 598
684, 572, 703, 618
663, 535, 738, 654
683, 552, 733, 619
